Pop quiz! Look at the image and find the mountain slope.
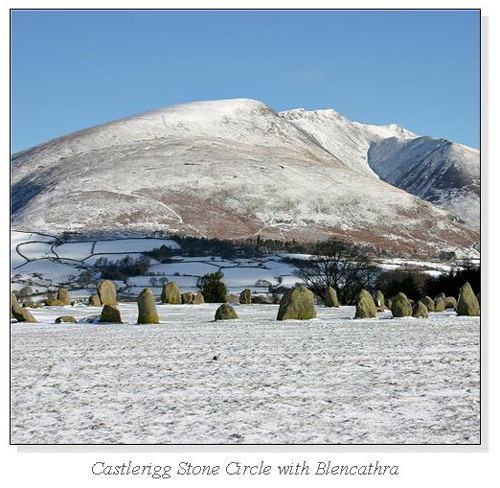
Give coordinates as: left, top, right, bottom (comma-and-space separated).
280, 108, 479, 229
11, 99, 478, 257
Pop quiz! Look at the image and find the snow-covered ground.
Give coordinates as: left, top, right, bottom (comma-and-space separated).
11, 303, 479, 444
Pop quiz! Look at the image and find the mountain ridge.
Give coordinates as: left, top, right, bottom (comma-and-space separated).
11, 98, 479, 258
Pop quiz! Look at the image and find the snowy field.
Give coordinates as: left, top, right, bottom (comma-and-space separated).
11, 304, 480, 444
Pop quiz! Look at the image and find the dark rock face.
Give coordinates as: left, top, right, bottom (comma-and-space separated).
215, 303, 239, 320
99, 304, 122, 323
456, 282, 480, 316
277, 286, 316, 321
137, 288, 160, 324
161, 282, 181, 304
354, 289, 377, 319
391, 292, 412, 317
97, 280, 117, 306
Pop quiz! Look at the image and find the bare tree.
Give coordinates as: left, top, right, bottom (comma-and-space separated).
290, 239, 377, 305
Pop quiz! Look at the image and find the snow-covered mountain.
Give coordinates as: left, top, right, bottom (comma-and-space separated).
280, 108, 479, 229
11, 98, 478, 257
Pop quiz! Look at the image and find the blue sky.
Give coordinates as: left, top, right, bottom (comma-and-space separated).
11, 9, 480, 152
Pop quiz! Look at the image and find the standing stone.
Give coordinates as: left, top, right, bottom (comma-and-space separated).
137, 288, 160, 324
456, 282, 480, 316
412, 302, 429, 318
161, 282, 181, 304
99, 304, 122, 323
434, 292, 446, 303
354, 289, 377, 319
277, 286, 316, 321
374, 290, 385, 310
97, 280, 117, 306
391, 292, 412, 317
215, 303, 239, 320
57, 287, 70, 305
88, 294, 102, 306
239, 288, 252, 304
181, 292, 194, 304
193, 292, 205, 304
444, 297, 458, 309
419, 296, 435, 312
434, 297, 446, 312
11, 292, 37, 322
324, 286, 339, 307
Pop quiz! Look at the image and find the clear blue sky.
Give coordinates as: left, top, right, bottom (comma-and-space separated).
11, 9, 480, 152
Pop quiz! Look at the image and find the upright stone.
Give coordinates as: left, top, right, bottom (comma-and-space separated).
412, 302, 429, 318
444, 297, 458, 309
88, 294, 101, 306
137, 288, 160, 324
239, 288, 252, 304
324, 287, 339, 307
215, 303, 239, 320
57, 287, 70, 305
434, 297, 446, 312
97, 280, 117, 306
99, 304, 122, 323
193, 292, 205, 304
391, 292, 412, 317
354, 289, 377, 319
419, 296, 435, 312
11, 293, 37, 322
277, 286, 316, 321
434, 292, 446, 303
374, 290, 385, 310
161, 282, 181, 304
456, 282, 480, 316
181, 292, 194, 304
